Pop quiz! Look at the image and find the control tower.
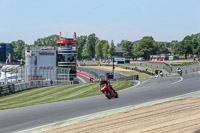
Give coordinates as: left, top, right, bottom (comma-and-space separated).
57, 32, 78, 80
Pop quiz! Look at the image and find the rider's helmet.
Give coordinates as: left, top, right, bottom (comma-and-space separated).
100, 78, 104, 83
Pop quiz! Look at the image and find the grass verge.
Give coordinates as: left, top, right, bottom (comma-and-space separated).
0, 81, 134, 110
120, 71, 154, 80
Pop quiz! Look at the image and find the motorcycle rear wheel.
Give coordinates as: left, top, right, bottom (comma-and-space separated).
115, 91, 118, 98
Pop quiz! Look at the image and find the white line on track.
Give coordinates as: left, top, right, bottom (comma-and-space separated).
171, 77, 183, 84
77, 75, 87, 83
140, 79, 152, 85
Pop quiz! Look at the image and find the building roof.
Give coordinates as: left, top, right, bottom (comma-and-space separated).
115, 47, 124, 53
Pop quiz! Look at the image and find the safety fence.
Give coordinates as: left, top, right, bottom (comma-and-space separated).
130, 62, 171, 73
0, 65, 70, 86
0, 80, 71, 96
110, 75, 139, 81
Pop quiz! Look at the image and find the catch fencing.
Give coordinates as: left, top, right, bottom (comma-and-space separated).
0, 65, 71, 96
0, 65, 70, 86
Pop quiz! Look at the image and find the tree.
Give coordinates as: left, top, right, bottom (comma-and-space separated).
11, 40, 26, 61
95, 40, 104, 59
21, 47, 26, 60
191, 33, 200, 55
171, 40, 179, 55
13, 48, 20, 61
108, 40, 115, 57
181, 36, 193, 59
132, 41, 141, 58
155, 42, 169, 54
85, 33, 98, 58
81, 44, 90, 59
34, 34, 60, 46
133, 36, 155, 60
122, 41, 133, 57
173, 42, 184, 55
102, 40, 110, 59
117, 40, 128, 47
77, 35, 87, 60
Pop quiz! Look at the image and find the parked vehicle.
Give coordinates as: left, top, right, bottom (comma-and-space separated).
137, 57, 145, 61
100, 83, 118, 99
73, 78, 79, 84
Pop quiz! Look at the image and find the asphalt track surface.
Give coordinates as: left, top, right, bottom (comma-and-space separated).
1, 74, 200, 133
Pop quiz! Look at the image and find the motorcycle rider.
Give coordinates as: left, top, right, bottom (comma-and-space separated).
100, 78, 115, 92
177, 66, 182, 76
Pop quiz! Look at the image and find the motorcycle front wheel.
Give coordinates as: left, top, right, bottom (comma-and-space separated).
104, 91, 111, 99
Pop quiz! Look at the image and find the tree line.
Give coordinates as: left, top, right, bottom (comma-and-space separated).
11, 32, 200, 62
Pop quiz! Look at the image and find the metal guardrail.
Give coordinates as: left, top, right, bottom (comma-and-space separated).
0, 80, 71, 96
110, 75, 139, 81
130, 62, 171, 72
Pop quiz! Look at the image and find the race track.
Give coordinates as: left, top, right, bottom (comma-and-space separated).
0, 74, 200, 133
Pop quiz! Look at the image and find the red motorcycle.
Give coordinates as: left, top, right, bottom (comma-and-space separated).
100, 83, 118, 99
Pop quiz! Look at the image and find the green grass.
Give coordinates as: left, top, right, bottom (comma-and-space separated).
120, 71, 154, 80
0, 81, 134, 110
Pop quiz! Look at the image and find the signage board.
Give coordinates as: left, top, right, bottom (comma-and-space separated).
60, 47, 72, 50
40, 46, 54, 50
114, 58, 125, 62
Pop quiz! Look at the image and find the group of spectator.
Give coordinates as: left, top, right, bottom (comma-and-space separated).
193, 58, 200, 62
90, 78, 94, 83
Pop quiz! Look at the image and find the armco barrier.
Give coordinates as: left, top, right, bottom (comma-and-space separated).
0, 80, 71, 96
110, 75, 139, 81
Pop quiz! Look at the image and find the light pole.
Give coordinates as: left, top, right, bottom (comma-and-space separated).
67, 68, 70, 80
4, 68, 7, 85
16, 66, 19, 83
10, 67, 12, 84
43, 66, 45, 80
50, 66, 52, 80
112, 57, 115, 79
38, 66, 40, 80
21, 65, 23, 82
62, 68, 65, 80
25, 65, 30, 82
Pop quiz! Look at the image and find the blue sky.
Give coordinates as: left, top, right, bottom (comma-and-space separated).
0, 0, 200, 45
